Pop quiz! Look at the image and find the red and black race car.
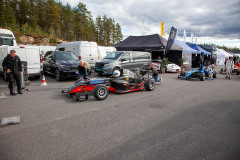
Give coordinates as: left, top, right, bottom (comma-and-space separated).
62, 69, 155, 101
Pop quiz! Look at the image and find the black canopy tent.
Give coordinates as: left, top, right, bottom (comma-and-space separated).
114, 34, 182, 65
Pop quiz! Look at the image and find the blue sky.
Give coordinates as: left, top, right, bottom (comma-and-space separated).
60, 0, 240, 49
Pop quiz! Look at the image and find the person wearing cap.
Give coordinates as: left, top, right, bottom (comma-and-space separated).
2, 50, 22, 95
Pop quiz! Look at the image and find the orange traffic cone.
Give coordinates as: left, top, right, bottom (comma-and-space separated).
41, 75, 48, 86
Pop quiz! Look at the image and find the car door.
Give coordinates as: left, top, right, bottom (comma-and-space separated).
119, 52, 133, 70
44, 52, 54, 74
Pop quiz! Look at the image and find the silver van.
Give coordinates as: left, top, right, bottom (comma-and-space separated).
95, 51, 151, 75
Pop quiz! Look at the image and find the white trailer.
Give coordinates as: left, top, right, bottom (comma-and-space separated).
0, 45, 42, 79
56, 41, 98, 69
0, 28, 17, 46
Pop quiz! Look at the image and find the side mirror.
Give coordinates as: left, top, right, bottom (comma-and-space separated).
121, 58, 127, 62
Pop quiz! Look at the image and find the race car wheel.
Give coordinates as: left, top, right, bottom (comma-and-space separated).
213, 71, 217, 78
93, 84, 109, 100
55, 69, 63, 81
200, 73, 205, 81
144, 79, 155, 91
237, 70, 240, 75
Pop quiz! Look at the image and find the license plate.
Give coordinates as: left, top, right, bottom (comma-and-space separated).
96, 69, 101, 71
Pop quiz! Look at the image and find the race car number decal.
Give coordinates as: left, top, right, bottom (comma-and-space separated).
90, 80, 105, 85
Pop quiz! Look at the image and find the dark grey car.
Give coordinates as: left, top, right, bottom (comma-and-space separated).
95, 51, 151, 75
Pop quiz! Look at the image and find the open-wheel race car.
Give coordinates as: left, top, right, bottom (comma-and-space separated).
62, 69, 155, 101
178, 65, 217, 81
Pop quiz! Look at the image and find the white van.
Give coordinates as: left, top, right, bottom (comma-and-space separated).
56, 41, 98, 69
0, 28, 17, 46
0, 45, 41, 79
97, 46, 117, 60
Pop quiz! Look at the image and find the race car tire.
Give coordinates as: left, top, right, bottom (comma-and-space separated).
180, 71, 185, 77
237, 70, 240, 75
213, 71, 217, 78
93, 84, 109, 100
55, 69, 63, 81
144, 79, 155, 91
200, 73, 205, 81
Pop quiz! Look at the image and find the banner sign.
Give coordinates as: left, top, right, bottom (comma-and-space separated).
161, 22, 165, 36
164, 26, 177, 57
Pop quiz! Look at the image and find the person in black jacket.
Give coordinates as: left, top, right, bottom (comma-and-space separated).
2, 50, 22, 95
78, 60, 89, 80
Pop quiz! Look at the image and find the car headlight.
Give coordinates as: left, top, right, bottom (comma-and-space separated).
103, 64, 111, 68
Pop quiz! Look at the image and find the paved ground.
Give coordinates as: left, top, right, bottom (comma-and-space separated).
0, 67, 240, 160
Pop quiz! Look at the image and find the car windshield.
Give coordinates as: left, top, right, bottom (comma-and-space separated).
1, 38, 13, 46
104, 51, 123, 60
55, 52, 78, 61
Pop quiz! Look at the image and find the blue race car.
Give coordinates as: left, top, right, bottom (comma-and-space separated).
178, 65, 217, 81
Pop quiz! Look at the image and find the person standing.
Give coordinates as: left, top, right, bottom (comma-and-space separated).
225, 57, 234, 79
199, 54, 204, 69
78, 60, 89, 80
2, 50, 22, 95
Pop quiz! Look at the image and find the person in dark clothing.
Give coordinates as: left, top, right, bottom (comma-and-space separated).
210, 55, 216, 67
78, 60, 89, 80
199, 54, 204, 69
2, 50, 22, 95
143, 65, 162, 84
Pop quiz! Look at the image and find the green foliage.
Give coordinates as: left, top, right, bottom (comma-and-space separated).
161, 58, 168, 67
179, 58, 184, 67
0, 0, 123, 45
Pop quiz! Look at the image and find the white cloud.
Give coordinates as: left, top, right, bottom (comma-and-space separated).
60, 0, 240, 48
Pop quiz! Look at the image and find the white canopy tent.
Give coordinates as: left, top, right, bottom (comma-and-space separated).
216, 48, 226, 65
219, 49, 233, 58
174, 40, 201, 69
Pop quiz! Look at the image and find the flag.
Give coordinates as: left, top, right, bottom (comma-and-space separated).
183, 29, 187, 42
164, 27, 177, 57
191, 32, 194, 43
161, 22, 165, 36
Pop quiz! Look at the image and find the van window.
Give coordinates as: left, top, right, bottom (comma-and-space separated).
121, 53, 131, 61
58, 48, 65, 51
104, 51, 123, 60
132, 52, 150, 60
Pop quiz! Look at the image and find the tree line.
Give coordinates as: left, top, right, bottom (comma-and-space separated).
0, 0, 123, 46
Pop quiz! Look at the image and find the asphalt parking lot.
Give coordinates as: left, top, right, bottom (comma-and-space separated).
1, 68, 240, 160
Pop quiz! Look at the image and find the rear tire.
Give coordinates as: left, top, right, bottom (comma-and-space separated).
34, 75, 41, 79
144, 79, 155, 91
93, 84, 109, 100
55, 69, 63, 81
200, 73, 205, 81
